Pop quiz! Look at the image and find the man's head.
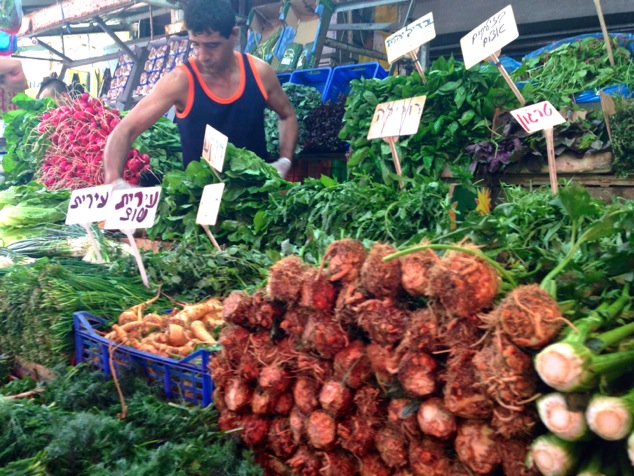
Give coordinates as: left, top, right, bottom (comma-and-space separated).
183, 0, 236, 38
37, 78, 71, 103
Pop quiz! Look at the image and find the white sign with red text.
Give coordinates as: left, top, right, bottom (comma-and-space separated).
510, 101, 566, 134
104, 186, 162, 229
66, 185, 113, 225
460, 5, 518, 69
385, 12, 436, 64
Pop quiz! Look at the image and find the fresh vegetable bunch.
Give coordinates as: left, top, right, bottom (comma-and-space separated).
35, 94, 150, 189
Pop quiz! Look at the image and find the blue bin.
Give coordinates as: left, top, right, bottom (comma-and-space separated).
323, 62, 388, 103
74, 311, 214, 407
277, 72, 292, 86
289, 66, 332, 98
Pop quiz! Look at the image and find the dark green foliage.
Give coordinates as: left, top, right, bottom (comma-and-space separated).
301, 99, 346, 153
610, 97, 634, 177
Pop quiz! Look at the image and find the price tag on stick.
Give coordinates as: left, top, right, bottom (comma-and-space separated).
104, 186, 162, 287
202, 124, 228, 173
385, 12, 436, 82
196, 183, 225, 251
66, 184, 113, 262
510, 101, 566, 193
367, 96, 426, 184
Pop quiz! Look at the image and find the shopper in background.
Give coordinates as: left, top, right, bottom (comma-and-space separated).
103, 0, 298, 185
36, 77, 72, 105
0, 57, 27, 112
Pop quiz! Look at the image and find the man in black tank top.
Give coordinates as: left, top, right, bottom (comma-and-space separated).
103, 0, 298, 185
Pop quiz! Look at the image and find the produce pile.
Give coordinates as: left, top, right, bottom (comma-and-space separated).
211, 238, 565, 475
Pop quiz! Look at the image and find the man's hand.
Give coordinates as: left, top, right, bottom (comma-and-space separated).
271, 157, 292, 179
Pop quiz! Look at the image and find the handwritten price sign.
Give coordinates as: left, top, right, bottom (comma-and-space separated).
510, 101, 566, 134
104, 186, 162, 230
196, 183, 225, 226
460, 5, 518, 69
202, 124, 228, 173
66, 185, 112, 225
385, 12, 436, 64
367, 96, 426, 140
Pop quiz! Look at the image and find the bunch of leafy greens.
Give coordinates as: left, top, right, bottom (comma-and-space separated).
265, 82, 322, 158
301, 99, 347, 153
512, 35, 634, 108
610, 96, 634, 177
1, 94, 53, 189
131, 116, 184, 185
0, 366, 262, 475
339, 56, 518, 184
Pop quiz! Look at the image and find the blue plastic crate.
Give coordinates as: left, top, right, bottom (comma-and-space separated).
289, 66, 332, 98
323, 62, 388, 103
277, 72, 292, 86
74, 311, 214, 407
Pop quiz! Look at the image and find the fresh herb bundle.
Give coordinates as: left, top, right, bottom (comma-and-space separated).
610, 96, 634, 177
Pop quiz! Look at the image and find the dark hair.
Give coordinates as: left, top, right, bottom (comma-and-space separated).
37, 77, 69, 99
182, 0, 236, 37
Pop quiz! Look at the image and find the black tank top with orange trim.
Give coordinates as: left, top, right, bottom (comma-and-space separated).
175, 52, 269, 166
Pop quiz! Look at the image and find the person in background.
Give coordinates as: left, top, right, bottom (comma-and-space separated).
0, 57, 27, 112
103, 0, 298, 185
36, 77, 72, 105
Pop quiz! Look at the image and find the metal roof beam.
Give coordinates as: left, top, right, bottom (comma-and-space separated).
92, 16, 140, 62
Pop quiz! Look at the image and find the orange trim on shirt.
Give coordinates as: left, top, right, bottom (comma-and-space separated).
246, 54, 268, 101
190, 51, 245, 104
175, 63, 194, 119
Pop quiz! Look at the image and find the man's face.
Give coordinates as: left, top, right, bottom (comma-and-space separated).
189, 28, 237, 73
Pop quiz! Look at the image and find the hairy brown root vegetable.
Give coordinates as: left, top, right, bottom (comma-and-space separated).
289, 406, 307, 445
318, 379, 353, 418
301, 315, 349, 360
279, 307, 310, 340
224, 377, 253, 412
416, 397, 456, 440
252, 387, 278, 415
498, 438, 539, 476
274, 392, 294, 416
398, 351, 438, 398
473, 333, 538, 408
213, 387, 227, 413
455, 420, 501, 474
269, 417, 298, 460
295, 353, 333, 383
333, 340, 372, 389
495, 284, 564, 349
337, 414, 378, 456
428, 248, 499, 317
222, 290, 253, 327
318, 450, 357, 476
249, 290, 283, 330
306, 410, 337, 450
360, 243, 403, 298
356, 297, 408, 346
354, 385, 387, 418
398, 307, 442, 354
267, 256, 310, 303
249, 330, 279, 366
375, 424, 408, 468
293, 376, 320, 414
287, 446, 321, 476
443, 349, 494, 419
218, 325, 250, 364
334, 280, 369, 327
491, 404, 539, 439
399, 247, 439, 297
259, 365, 292, 396
408, 438, 453, 476
321, 238, 367, 284
438, 314, 485, 350
239, 414, 271, 447
236, 352, 260, 383
299, 267, 337, 312
218, 410, 242, 432
388, 398, 421, 438
366, 343, 400, 387
359, 453, 392, 476
209, 354, 233, 388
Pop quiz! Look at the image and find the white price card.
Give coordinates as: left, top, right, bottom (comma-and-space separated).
460, 5, 519, 69
385, 12, 436, 64
202, 124, 228, 173
510, 101, 566, 134
196, 183, 225, 226
65, 185, 113, 225
104, 186, 162, 229
367, 96, 426, 140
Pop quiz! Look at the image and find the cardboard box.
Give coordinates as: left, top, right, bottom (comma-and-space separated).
245, 2, 286, 65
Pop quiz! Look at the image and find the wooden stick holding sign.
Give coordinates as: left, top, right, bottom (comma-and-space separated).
385, 12, 436, 83
510, 101, 566, 194
367, 95, 427, 186
460, 5, 525, 104
200, 124, 228, 248
196, 183, 225, 252
104, 186, 162, 287
65, 184, 114, 263
593, 0, 615, 67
